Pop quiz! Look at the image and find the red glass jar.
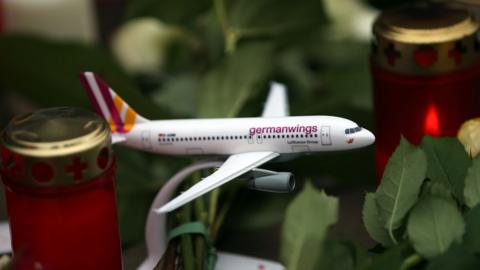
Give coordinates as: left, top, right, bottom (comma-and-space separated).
371, 3, 480, 180
0, 107, 122, 269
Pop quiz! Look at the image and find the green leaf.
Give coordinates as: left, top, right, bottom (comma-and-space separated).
349, 242, 370, 270
362, 193, 393, 247
223, 0, 328, 38
312, 40, 373, 111
315, 241, 355, 270
463, 204, 480, 254
316, 241, 369, 270
280, 182, 338, 270
420, 180, 455, 202
420, 136, 471, 203
126, 0, 211, 24
464, 157, 480, 208
375, 137, 427, 244
152, 74, 199, 117
0, 35, 166, 119
197, 42, 274, 117
426, 244, 480, 270
407, 196, 465, 258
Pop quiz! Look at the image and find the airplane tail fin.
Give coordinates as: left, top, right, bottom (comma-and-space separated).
80, 72, 148, 134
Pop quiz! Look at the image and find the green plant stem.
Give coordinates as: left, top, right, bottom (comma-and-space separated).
178, 203, 195, 270
225, 31, 239, 54
208, 188, 220, 234
211, 188, 238, 240
213, 0, 237, 53
237, 19, 316, 38
195, 236, 205, 270
156, 239, 178, 270
389, 229, 398, 245
181, 234, 195, 270
193, 171, 208, 223
399, 254, 422, 270
211, 200, 230, 240
193, 172, 207, 270
213, 0, 229, 33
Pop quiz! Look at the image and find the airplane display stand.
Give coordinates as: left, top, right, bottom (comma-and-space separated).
139, 161, 285, 270
139, 161, 222, 270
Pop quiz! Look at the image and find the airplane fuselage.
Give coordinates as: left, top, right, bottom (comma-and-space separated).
120, 115, 374, 156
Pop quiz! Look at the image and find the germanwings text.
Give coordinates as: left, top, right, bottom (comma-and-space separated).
249, 125, 318, 136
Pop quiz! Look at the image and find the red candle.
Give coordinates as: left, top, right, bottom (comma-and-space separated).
371, 3, 480, 180
0, 107, 122, 269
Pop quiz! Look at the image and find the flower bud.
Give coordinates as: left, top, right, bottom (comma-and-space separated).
457, 118, 480, 158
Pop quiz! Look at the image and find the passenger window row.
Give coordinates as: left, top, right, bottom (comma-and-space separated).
160, 135, 251, 142
158, 133, 319, 142
260, 134, 318, 139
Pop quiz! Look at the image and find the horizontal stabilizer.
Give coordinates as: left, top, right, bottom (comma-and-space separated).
112, 134, 127, 144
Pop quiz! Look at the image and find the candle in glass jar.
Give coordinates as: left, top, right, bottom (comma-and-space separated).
370, 3, 480, 180
0, 107, 122, 269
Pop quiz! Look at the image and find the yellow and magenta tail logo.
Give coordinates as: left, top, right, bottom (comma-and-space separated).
111, 94, 137, 133
81, 72, 147, 134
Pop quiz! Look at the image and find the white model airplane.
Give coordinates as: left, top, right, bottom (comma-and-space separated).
80, 72, 375, 213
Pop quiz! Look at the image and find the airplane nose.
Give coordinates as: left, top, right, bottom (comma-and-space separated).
360, 129, 375, 146
353, 128, 375, 147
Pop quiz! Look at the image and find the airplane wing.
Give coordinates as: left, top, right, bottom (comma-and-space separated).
261, 82, 289, 117
155, 151, 279, 213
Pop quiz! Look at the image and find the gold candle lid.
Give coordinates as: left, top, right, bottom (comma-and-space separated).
0, 107, 113, 188
372, 3, 480, 74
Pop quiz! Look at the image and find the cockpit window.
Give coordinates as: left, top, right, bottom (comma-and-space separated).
345, 126, 362, 134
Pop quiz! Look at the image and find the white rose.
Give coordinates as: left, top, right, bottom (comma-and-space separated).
111, 17, 183, 74
323, 0, 378, 41
458, 118, 480, 158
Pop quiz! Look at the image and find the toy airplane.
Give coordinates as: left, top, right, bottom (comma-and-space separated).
80, 72, 375, 213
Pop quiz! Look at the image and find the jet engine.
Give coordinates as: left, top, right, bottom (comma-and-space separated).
247, 168, 295, 193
